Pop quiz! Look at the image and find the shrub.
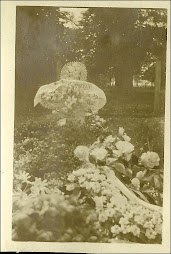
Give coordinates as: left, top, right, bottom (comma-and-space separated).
14, 113, 105, 179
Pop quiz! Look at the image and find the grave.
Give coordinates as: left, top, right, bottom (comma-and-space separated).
34, 62, 107, 124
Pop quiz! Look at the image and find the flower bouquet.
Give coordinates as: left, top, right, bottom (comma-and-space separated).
66, 127, 163, 243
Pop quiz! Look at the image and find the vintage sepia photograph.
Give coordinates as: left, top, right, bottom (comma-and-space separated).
7, 2, 168, 248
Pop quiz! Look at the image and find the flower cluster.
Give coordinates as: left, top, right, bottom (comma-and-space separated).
13, 168, 63, 199
74, 146, 90, 163
85, 111, 106, 129
73, 127, 163, 206
12, 190, 101, 242
40, 79, 106, 125
40, 80, 84, 112
66, 164, 163, 243
73, 127, 135, 164
60, 62, 87, 81
13, 165, 103, 242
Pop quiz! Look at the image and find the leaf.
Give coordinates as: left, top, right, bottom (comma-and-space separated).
143, 173, 156, 182
142, 184, 153, 192
153, 175, 161, 189
129, 187, 150, 203
130, 154, 139, 165
114, 163, 126, 174
125, 168, 132, 178
70, 187, 82, 204
132, 165, 140, 170
142, 192, 158, 205
160, 174, 163, 180
132, 165, 141, 174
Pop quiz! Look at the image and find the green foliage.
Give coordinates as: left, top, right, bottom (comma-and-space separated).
15, 6, 78, 113
15, 7, 167, 113
14, 114, 105, 178
76, 8, 167, 88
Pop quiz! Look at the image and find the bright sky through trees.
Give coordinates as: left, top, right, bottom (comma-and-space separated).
60, 7, 88, 28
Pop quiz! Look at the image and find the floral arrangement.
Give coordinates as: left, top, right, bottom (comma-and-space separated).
13, 113, 164, 243
66, 165, 162, 243
66, 127, 163, 243
60, 61, 87, 81
76, 127, 163, 206
34, 62, 106, 124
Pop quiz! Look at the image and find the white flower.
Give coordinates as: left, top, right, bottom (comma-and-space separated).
145, 228, 157, 239
102, 189, 112, 196
57, 118, 66, 126
84, 182, 91, 190
52, 109, 58, 114
130, 225, 141, 236
67, 174, 75, 182
85, 112, 92, 117
119, 127, 125, 136
104, 135, 116, 144
90, 173, 101, 181
136, 171, 145, 179
115, 141, 134, 155
105, 208, 115, 217
90, 147, 108, 161
112, 150, 122, 158
99, 117, 106, 123
93, 196, 106, 209
111, 225, 121, 234
92, 110, 98, 115
140, 151, 160, 168
125, 153, 133, 161
155, 224, 162, 234
106, 157, 118, 165
119, 217, 130, 225
65, 95, 77, 109
78, 176, 86, 184
30, 178, 48, 195
131, 178, 140, 189
66, 183, 75, 191
122, 134, 131, 142
72, 168, 87, 177
92, 182, 101, 193
15, 171, 31, 183
74, 146, 90, 163
99, 212, 108, 222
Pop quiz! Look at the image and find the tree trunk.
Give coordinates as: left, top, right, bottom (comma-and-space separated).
154, 60, 161, 115
115, 65, 122, 87
122, 62, 134, 95
114, 61, 134, 94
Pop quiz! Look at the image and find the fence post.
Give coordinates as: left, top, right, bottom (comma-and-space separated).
154, 60, 161, 115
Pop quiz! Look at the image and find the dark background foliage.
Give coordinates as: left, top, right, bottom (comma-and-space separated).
15, 6, 167, 114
